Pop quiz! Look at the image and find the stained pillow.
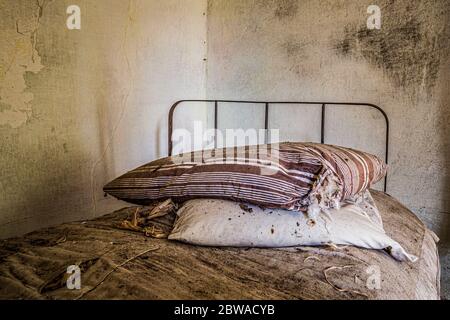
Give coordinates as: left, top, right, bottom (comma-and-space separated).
103, 142, 386, 218
168, 196, 416, 262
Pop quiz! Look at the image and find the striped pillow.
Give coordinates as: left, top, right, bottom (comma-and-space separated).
103, 142, 386, 218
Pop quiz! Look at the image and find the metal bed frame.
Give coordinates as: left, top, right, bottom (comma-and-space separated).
168, 100, 389, 192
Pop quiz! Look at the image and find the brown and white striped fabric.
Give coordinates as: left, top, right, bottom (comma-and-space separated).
103, 142, 386, 212
292, 143, 387, 199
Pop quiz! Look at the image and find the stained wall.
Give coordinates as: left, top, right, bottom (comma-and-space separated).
206, 0, 449, 296
0, 0, 207, 238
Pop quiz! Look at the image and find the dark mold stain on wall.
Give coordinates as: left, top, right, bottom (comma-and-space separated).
274, 0, 299, 19
333, 0, 449, 95
283, 40, 308, 58
281, 39, 310, 75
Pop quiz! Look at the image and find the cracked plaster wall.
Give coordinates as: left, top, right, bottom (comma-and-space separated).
0, 0, 207, 238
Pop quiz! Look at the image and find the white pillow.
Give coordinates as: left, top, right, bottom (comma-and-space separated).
168, 197, 417, 262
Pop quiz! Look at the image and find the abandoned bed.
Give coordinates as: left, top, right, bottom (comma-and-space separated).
0, 101, 441, 300
0, 190, 440, 299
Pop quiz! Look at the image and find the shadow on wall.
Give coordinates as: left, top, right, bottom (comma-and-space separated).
438, 51, 450, 299
92, 67, 117, 215
0, 159, 89, 238
0, 106, 93, 239
155, 117, 163, 158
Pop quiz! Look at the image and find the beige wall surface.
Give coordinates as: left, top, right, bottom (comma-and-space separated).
0, 0, 207, 238
206, 0, 449, 297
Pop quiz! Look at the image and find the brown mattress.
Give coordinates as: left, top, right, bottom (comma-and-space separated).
0, 190, 440, 300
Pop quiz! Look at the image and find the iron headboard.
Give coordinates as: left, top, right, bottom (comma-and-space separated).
168, 100, 389, 192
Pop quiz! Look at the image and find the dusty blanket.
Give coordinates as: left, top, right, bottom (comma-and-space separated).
0, 191, 439, 300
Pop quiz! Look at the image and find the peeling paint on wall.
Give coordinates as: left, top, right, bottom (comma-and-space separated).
0, 0, 46, 128
0, 0, 208, 241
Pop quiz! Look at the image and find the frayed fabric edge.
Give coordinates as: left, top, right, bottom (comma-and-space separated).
302, 167, 344, 221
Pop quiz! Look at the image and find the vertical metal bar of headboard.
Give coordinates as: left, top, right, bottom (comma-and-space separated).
264, 102, 269, 143
384, 124, 389, 192
321, 104, 326, 144
214, 101, 218, 148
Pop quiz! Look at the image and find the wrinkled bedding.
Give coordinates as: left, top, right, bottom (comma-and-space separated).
0, 191, 440, 300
